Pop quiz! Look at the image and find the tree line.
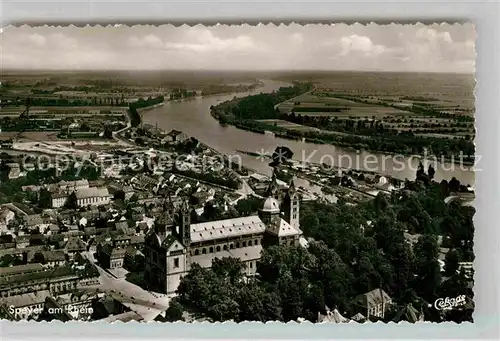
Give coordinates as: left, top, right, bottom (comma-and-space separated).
128, 95, 164, 127
212, 83, 313, 120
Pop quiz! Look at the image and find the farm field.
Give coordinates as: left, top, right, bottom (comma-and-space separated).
257, 119, 364, 138
278, 93, 417, 118
258, 119, 319, 132
274, 82, 475, 141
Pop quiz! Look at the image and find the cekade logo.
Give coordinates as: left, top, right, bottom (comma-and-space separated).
434, 295, 467, 310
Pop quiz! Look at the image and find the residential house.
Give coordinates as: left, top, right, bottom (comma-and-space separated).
0, 207, 15, 227
351, 288, 393, 320
130, 234, 145, 245
30, 250, 66, 268
23, 214, 45, 231
63, 237, 86, 260
5, 163, 23, 179
162, 130, 188, 145
96, 244, 126, 269
15, 235, 30, 249
50, 193, 68, 208
458, 262, 474, 279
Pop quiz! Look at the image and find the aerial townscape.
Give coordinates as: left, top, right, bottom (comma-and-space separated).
0, 24, 475, 324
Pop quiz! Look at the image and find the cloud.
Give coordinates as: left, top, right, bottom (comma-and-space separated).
48, 33, 79, 50
127, 28, 257, 54
128, 34, 164, 49
26, 33, 47, 47
166, 28, 257, 53
339, 35, 386, 56
290, 33, 304, 44
416, 28, 453, 44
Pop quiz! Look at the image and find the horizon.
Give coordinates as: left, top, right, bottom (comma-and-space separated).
0, 69, 475, 75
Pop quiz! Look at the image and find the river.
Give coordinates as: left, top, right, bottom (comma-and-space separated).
142, 80, 475, 186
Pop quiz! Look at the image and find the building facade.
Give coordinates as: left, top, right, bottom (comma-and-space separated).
144, 177, 303, 295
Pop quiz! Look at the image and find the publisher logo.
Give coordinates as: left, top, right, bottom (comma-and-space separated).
433, 295, 467, 310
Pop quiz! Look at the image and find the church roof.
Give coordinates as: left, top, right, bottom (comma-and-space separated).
190, 215, 265, 243
267, 218, 302, 237
160, 234, 181, 250
261, 196, 280, 213
190, 244, 263, 268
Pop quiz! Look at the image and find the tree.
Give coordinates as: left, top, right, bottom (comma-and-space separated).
0, 254, 24, 267
164, 298, 184, 322
449, 177, 460, 193
443, 249, 460, 277
103, 125, 113, 139
413, 234, 441, 301
211, 257, 245, 285
114, 190, 125, 201
32, 252, 46, 265
201, 201, 223, 222
64, 192, 78, 209
235, 197, 263, 216
427, 164, 436, 180
38, 188, 52, 208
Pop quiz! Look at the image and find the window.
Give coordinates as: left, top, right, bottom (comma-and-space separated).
248, 240, 252, 246
209, 247, 214, 253
202, 248, 207, 254
249, 261, 253, 268
236, 242, 240, 248
242, 241, 246, 247
223, 245, 228, 251
174, 257, 179, 268
293, 214, 297, 219
255, 239, 259, 245
230, 244, 234, 249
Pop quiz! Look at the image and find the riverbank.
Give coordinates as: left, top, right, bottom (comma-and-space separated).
137, 102, 164, 113
165, 81, 266, 103
212, 110, 474, 167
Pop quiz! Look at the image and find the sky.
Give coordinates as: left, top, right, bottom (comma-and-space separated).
0, 23, 476, 73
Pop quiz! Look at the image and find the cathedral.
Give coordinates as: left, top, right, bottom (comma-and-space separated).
143, 173, 303, 295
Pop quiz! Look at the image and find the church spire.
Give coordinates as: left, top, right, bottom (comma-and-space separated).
266, 168, 280, 197
288, 178, 296, 195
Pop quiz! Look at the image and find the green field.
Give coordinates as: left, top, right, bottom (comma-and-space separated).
274, 87, 474, 140
278, 93, 414, 118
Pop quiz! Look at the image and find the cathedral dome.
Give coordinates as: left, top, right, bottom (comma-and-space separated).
262, 196, 280, 213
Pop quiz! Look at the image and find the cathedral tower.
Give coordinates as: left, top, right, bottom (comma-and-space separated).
266, 169, 280, 199
176, 198, 191, 247
283, 179, 300, 230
